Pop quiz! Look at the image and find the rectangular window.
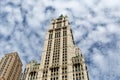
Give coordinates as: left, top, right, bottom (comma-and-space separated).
55, 33, 57, 38
63, 31, 67, 36
57, 22, 61, 28
55, 32, 61, 38
49, 34, 53, 39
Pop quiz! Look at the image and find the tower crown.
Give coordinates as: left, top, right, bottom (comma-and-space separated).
50, 15, 69, 30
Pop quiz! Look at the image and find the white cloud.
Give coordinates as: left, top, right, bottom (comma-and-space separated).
0, 0, 120, 79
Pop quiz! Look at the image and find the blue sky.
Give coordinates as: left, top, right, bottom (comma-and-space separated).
0, 0, 120, 80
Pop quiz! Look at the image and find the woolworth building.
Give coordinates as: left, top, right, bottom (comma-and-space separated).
21, 15, 89, 80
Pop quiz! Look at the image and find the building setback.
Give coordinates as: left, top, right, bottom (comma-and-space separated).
38, 15, 89, 80
21, 60, 40, 80
0, 52, 22, 80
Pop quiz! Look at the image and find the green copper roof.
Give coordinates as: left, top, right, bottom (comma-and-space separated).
59, 14, 64, 18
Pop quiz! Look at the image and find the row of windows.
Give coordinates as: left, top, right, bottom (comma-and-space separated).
53, 51, 59, 54
45, 53, 50, 62
47, 40, 67, 54
0, 57, 8, 75
44, 40, 52, 69
55, 39, 60, 42
45, 56, 50, 59
52, 59, 59, 64
62, 37, 67, 65
49, 24, 67, 31
55, 32, 61, 38
73, 64, 82, 72
46, 50, 51, 54
51, 68, 59, 80
73, 67, 80, 72
53, 56, 60, 60
24, 67, 39, 74
73, 72, 84, 76
51, 72, 59, 76
47, 49, 51, 51
62, 59, 67, 65
53, 20, 66, 28
52, 38, 60, 64
62, 67, 67, 74
62, 75, 67, 80
63, 37, 67, 47
53, 56, 59, 60
1, 57, 9, 70
72, 59, 82, 63
45, 58, 49, 63
51, 38, 60, 78
62, 66, 67, 80
51, 77, 58, 80
54, 47, 60, 50
73, 77, 84, 80
44, 65, 49, 68
8, 60, 19, 80
43, 70, 48, 78
47, 40, 52, 48
52, 63, 59, 66
52, 57, 59, 63
52, 52, 59, 59
73, 64, 84, 80
51, 68, 59, 74
48, 30, 67, 39
3, 56, 14, 78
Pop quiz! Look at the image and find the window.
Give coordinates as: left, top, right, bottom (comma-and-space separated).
55, 32, 61, 38
49, 34, 53, 39
57, 22, 61, 27
63, 31, 67, 36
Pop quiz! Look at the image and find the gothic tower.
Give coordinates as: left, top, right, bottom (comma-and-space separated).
38, 15, 89, 80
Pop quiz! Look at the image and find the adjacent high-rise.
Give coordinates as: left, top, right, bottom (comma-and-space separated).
0, 52, 22, 80
38, 15, 89, 80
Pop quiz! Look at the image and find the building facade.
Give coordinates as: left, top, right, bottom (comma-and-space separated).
21, 60, 40, 80
38, 15, 89, 80
0, 52, 22, 80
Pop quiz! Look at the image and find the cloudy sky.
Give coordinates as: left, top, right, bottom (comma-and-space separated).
0, 0, 120, 80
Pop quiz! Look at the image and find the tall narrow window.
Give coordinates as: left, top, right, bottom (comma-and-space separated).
58, 32, 61, 37
63, 31, 67, 36
55, 32, 61, 38
49, 34, 53, 39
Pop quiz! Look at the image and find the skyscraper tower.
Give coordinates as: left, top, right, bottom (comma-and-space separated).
38, 15, 89, 80
0, 52, 22, 80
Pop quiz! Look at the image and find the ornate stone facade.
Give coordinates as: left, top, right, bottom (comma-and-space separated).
38, 15, 89, 80
21, 60, 40, 80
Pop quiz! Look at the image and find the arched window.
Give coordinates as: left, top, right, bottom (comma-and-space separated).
29, 71, 37, 80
